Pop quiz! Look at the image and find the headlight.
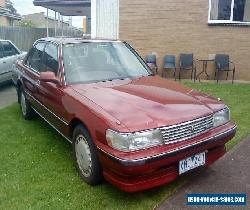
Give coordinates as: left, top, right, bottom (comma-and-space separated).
106, 129, 163, 152
213, 107, 230, 127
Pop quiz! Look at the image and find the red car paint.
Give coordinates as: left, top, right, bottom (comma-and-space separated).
12, 37, 236, 192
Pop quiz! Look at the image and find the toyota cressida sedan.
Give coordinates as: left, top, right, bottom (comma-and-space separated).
12, 37, 237, 192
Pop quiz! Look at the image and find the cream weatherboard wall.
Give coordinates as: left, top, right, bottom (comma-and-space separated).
119, 0, 250, 81
0, 0, 8, 26
91, 0, 119, 39
0, 0, 4, 7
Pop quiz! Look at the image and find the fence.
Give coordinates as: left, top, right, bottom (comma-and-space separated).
0, 26, 83, 51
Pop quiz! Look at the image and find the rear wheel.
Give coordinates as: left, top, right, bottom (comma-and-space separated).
72, 125, 103, 185
20, 88, 34, 120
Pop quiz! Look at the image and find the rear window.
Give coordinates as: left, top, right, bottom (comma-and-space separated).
2, 41, 19, 57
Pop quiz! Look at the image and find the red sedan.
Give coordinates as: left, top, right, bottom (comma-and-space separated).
12, 37, 236, 192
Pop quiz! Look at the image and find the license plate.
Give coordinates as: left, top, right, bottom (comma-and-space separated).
179, 152, 206, 175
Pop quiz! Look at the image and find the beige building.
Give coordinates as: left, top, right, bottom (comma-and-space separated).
119, 0, 250, 81
0, 0, 21, 26
23, 12, 70, 29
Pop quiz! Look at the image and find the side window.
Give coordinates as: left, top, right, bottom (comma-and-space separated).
26, 42, 46, 72
2, 41, 19, 57
44, 43, 59, 74
0, 43, 3, 59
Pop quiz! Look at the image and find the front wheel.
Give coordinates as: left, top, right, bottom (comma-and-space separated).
20, 88, 34, 120
72, 125, 103, 185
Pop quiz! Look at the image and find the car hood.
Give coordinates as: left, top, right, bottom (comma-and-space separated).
70, 76, 225, 132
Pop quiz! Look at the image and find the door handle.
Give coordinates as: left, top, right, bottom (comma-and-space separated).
3, 61, 6, 64
35, 80, 40, 86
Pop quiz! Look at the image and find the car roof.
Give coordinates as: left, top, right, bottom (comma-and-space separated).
37, 36, 122, 45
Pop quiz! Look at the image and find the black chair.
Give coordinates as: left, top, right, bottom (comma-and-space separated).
179, 53, 196, 81
214, 54, 235, 84
162, 55, 176, 80
145, 54, 158, 73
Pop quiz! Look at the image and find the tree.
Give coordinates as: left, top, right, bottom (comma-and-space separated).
5, 0, 18, 15
18, 20, 35, 27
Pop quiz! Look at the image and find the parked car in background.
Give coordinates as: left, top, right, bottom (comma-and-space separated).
0, 40, 26, 85
12, 37, 237, 192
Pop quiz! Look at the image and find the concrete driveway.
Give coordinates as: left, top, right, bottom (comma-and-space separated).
157, 135, 250, 210
0, 82, 17, 109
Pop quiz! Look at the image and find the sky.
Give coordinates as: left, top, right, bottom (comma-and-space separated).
12, 0, 83, 28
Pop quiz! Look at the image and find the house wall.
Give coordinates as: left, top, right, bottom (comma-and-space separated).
119, 0, 250, 81
0, 16, 9, 26
23, 12, 69, 29
23, 13, 46, 28
0, 0, 8, 26
0, 0, 5, 7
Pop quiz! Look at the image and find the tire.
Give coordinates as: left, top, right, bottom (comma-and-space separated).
20, 88, 34, 120
72, 125, 103, 185
17, 86, 21, 104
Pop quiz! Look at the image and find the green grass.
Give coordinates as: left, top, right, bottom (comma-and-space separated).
0, 82, 250, 210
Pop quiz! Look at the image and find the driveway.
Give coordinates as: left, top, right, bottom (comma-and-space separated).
157, 135, 250, 210
0, 83, 17, 109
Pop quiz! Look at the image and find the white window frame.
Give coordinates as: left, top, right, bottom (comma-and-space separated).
208, 0, 250, 25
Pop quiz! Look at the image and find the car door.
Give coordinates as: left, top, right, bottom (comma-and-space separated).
2, 41, 21, 71
22, 42, 46, 111
0, 41, 18, 83
0, 42, 7, 83
35, 42, 69, 133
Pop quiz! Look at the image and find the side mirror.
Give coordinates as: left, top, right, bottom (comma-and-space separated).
40, 71, 60, 84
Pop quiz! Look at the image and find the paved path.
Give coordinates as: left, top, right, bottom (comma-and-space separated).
0, 83, 17, 109
157, 136, 250, 210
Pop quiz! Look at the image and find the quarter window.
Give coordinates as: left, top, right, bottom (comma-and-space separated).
1, 41, 19, 57
209, 0, 250, 24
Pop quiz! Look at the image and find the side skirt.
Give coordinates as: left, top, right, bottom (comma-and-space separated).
32, 107, 72, 144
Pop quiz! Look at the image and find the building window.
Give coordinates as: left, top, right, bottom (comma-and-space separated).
208, 0, 250, 24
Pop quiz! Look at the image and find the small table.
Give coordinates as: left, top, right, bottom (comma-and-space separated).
196, 59, 214, 81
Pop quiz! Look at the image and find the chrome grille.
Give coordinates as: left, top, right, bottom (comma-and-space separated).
160, 115, 214, 144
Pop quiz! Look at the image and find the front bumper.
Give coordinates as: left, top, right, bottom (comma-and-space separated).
97, 122, 237, 192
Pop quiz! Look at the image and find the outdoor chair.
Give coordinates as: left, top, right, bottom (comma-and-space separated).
214, 54, 235, 84
145, 54, 158, 73
179, 53, 196, 81
162, 55, 176, 80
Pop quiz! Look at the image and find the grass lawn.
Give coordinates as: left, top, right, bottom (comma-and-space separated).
0, 82, 250, 210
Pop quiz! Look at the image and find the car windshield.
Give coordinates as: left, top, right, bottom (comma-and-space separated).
62, 42, 151, 84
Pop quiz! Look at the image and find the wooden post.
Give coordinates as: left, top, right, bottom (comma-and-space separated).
46, 8, 49, 37
61, 15, 64, 36
54, 11, 57, 37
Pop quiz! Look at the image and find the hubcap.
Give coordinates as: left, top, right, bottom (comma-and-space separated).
21, 92, 27, 116
75, 134, 92, 177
